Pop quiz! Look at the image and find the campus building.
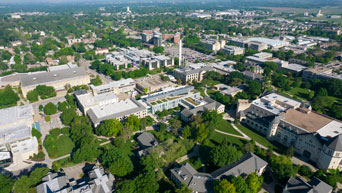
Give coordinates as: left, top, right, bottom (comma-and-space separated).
140, 55, 174, 70
135, 75, 174, 94
180, 97, 225, 122
221, 45, 245, 55
76, 82, 147, 127
36, 166, 115, 193
237, 93, 342, 170
170, 153, 268, 193
90, 78, 135, 96
141, 86, 200, 114
173, 63, 214, 84
0, 105, 38, 167
20, 66, 90, 97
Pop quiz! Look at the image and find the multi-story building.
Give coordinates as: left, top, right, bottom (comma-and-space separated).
20, 66, 90, 97
76, 82, 147, 127
302, 66, 342, 81
135, 75, 174, 94
283, 176, 332, 193
173, 64, 214, 84
36, 166, 115, 193
0, 105, 38, 167
141, 86, 200, 114
171, 153, 268, 193
201, 39, 226, 51
222, 45, 245, 55
180, 97, 225, 122
90, 78, 135, 96
237, 93, 342, 170
140, 55, 174, 70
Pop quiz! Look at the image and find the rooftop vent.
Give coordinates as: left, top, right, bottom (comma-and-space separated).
33, 77, 37, 80
53, 74, 57, 77
73, 70, 76, 74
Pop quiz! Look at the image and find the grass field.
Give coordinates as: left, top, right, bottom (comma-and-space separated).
281, 87, 313, 101
208, 131, 246, 148
215, 120, 242, 136
235, 124, 285, 154
44, 134, 75, 159
103, 21, 113, 26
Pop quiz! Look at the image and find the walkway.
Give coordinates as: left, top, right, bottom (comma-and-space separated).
217, 123, 317, 170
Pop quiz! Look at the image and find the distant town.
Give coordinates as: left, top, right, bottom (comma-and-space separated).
0, 1, 342, 193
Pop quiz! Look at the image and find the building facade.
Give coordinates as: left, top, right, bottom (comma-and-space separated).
237, 93, 342, 170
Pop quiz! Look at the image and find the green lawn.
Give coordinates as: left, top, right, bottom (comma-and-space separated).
208, 131, 246, 148
235, 124, 285, 154
281, 87, 313, 101
215, 120, 242, 136
52, 156, 77, 170
103, 21, 113, 26
44, 134, 75, 159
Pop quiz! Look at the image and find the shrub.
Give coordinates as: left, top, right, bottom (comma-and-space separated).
26, 90, 39, 103
32, 128, 42, 140
49, 128, 61, 137
44, 102, 57, 115
45, 115, 51, 122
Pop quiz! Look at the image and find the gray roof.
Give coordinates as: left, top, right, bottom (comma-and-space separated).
170, 163, 213, 193
171, 153, 267, 193
87, 99, 146, 126
36, 173, 72, 193
142, 86, 194, 103
0, 124, 32, 145
88, 167, 115, 193
211, 152, 268, 179
326, 134, 342, 151
243, 70, 263, 80
284, 176, 332, 193
137, 132, 158, 148
181, 97, 223, 119
174, 66, 213, 76
0, 104, 33, 126
20, 67, 88, 87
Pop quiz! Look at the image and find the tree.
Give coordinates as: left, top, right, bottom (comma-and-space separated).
316, 88, 328, 97
246, 173, 263, 193
175, 184, 192, 193
182, 125, 191, 139
117, 180, 136, 193
270, 155, 298, 180
286, 146, 294, 157
0, 85, 19, 108
44, 102, 57, 115
134, 169, 159, 193
90, 60, 101, 70
231, 176, 250, 193
210, 141, 242, 167
153, 46, 164, 54
60, 108, 77, 125
299, 165, 314, 178
0, 174, 14, 193
72, 141, 101, 163
247, 80, 262, 97
214, 179, 236, 193
101, 147, 134, 177
96, 119, 123, 137
125, 115, 140, 131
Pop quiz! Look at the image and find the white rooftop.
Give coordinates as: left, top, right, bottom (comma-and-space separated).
91, 78, 134, 91
247, 37, 290, 48
0, 152, 11, 161
90, 99, 140, 119
283, 63, 307, 72
0, 124, 32, 145
316, 121, 342, 138
0, 105, 33, 127
261, 93, 301, 108
76, 92, 118, 108
252, 98, 286, 115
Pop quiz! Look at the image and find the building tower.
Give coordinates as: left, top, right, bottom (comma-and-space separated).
179, 39, 182, 68
127, 7, 131, 14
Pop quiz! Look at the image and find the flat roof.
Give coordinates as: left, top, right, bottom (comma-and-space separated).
261, 93, 301, 108
283, 109, 333, 133
0, 124, 32, 145
0, 105, 33, 126
91, 78, 134, 91
87, 99, 146, 125
316, 121, 342, 138
76, 92, 118, 108
21, 67, 88, 87
283, 64, 307, 72
247, 37, 289, 47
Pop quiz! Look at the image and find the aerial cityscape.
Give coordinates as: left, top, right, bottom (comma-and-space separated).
0, 0, 342, 193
